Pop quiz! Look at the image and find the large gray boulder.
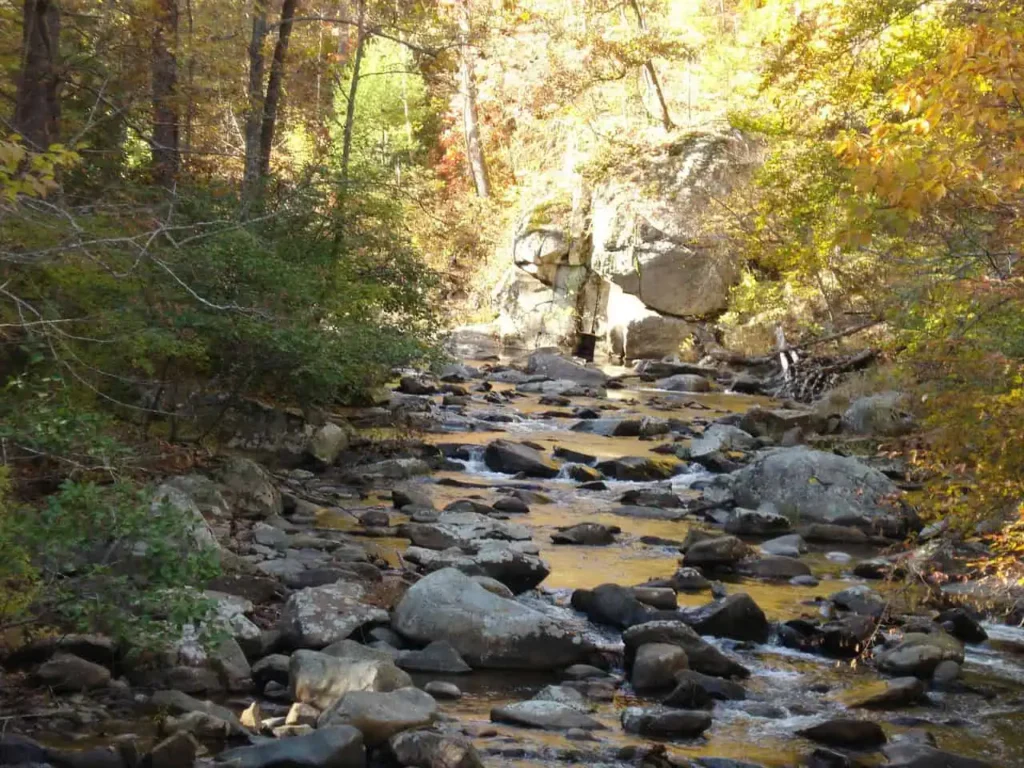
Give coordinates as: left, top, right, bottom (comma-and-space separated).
730, 447, 903, 525
391, 569, 593, 669
622, 621, 749, 679
279, 581, 389, 649
217, 456, 282, 519
318, 687, 438, 747
483, 440, 560, 478
688, 424, 757, 458
402, 541, 550, 594
680, 593, 770, 643
620, 707, 712, 739
214, 726, 364, 767
491, 700, 604, 731
387, 730, 484, 768
525, 351, 608, 386
289, 650, 412, 710
604, 287, 700, 361
842, 392, 914, 437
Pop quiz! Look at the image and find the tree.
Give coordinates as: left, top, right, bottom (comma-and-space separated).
14, 0, 61, 151
259, 0, 300, 178
151, 0, 181, 185
244, 0, 269, 195
457, 0, 490, 197
628, 0, 674, 131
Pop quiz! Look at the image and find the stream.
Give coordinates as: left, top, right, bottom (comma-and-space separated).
329, 364, 1024, 767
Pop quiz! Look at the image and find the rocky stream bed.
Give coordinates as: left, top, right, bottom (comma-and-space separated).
3, 351, 1024, 768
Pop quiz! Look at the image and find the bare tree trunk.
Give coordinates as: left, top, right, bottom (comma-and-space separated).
340, 0, 366, 183
628, 0, 674, 131
183, 0, 195, 165
243, 0, 268, 196
457, 0, 490, 198
258, 0, 299, 178
14, 0, 61, 151
151, 0, 180, 186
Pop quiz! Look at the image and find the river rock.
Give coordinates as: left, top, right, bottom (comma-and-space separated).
632, 586, 678, 610
881, 741, 991, 767
483, 439, 560, 478
396, 641, 471, 674
730, 447, 902, 525
797, 718, 887, 748
621, 707, 712, 739
402, 541, 550, 594
621, 489, 684, 508
689, 424, 757, 457
936, 608, 988, 644
318, 687, 438, 746
289, 650, 412, 710
738, 555, 811, 580
632, 643, 690, 692
670, 670, 746, 701
837, 677, 926, 709
613, 504, 687, 521
217, 456, 283, 519
724, 506, 791, 536
661, 676, 713, 709
830, 585, 887, 618
392, 569, 592, 669
552, 523, 619, 546
596, 456, 682, 481
387, 730, 484, 768
842, 393, 914, 437
424, 681, 462, 700
525, 351, 608, 386
654, 374, 713, 393
533, 684, 588, 709
682, 535, 751, 569
148, 731, 199, 768
491, 700, 604, 731
36, 652, 111, 691
738, 407, 828, 441
877, 632, 964, 678
681, 593, 770, 642
493, 496, 531, 514
623, 621, 750, 679
760, 534, 807, 557
214, 726, 364, 767
307, 422, 352, 466
279, 581, 388, 649
671, 566, 711, 591
571, 583, 653, 629
399, 374, 438, 395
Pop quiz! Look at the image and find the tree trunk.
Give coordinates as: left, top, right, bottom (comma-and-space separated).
628, 0, 674, 131
258, 0, 299, 178
457, 0, 490, 198
14, 0, 61, 151
242, 0, 268, 196
340, 0, 366, 183
151, 0, 180, 186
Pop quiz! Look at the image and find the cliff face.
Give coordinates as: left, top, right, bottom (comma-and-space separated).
481, 129, 762, 362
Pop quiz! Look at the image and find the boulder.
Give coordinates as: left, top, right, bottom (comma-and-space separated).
632, 643, 689, 693
724, 507, 791, 537
596, 456, 682, 481
671, 567, 711, 592
730, 447, 902, 525
842, 393, 914, 437
217, 456, 283, 519
570, 584, 653, 629
606, 295, 701, 360
830, 586, 887, 618
551, 523, 619, 546
797, 718, 887, 749
738, 555, 811, 581
738, 408, 829, 441
681, 593, 770, 643
836, 677, 927, 709
613, 505, 687, 521
399, 375, 438, 395
760, 534, 807, 558
682, 535, 751, 569
632, 587, 678, 610
164, 474, 232, 520
36, 653, 110, 692
689, 425, 757, 458
279, 581, 389, 649
391, 569, 593, 669
318, 688, 438, 746
289, 650, 412, 710
308, 423, 352, 466
620, 707, 712, 739
936, 608, 988, 644
149, 483, 220, 553
148, 732, 199, 768
396, 641, 471, 675
623, 621, 750, 679
402, 542, 550, 594
621, 489, 684, 508
877, 633, 964, 678
483, 440, 560, 478
491, 700, 604, 731
424, 681, 462, 700
881, 742, 991, 768
525, 351, 608, 386
654, 374, 713, 393
387, 730, 484, 768
669, 670, 746, 702
214, 726, 364, 767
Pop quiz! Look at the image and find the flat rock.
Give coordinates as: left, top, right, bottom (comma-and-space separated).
36, 653, 111, 692
836, 677, 926, 709
491, 700, 604, 731
484, 439, 561, 478
279, 581, 388, 649
798, 718, 887, 748
318, 687, 438, 746
552, 523, 619, 546
621, 707, 712, 739
213, 726, 364, 767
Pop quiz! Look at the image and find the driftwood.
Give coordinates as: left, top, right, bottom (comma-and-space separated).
708, 321, 882, 367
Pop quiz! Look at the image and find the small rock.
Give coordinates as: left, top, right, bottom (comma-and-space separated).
240, 701, 263, 730
632, 643, 690, 693
491, 700, 604, 731
621, 707, 712, 739
396, 641, 471, 675
424, 681, 462, 700
797, 718, 887, 748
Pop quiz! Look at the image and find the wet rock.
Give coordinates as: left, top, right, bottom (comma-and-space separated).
551, 523, 619, 546
0, 734, 51, 765
671, 567, 711, 592
738, 555, 811, 580
397, 523, 463, 551
491, 700, 604, 731
493, 496, 530, 514
781, 615, 877, 659
730, 447, 902, 525
322, 639, 399, 663
830, 585, 887, 618
36, 652, 111, 692
837, 677, 927, 709
661, 675, 713, 709
654, 374, 713, 393
632, 643, 689, 693
932, 659, 961, 685
681, 593, 770, 643
682, 535, 751, 569
393, 488, 434, 510
562, 664, 607, 681
797, 718, 887, 749
214, 725, 364, 767
670, 670, 746, 701
881, 741, 991, 767
565, 463, 604, 483
571, 584, 653, 629
620, 489, 684, 508
403, 541, 550, 594
791, 575, 819, 586
936, 608, 987, 644
621, 707, 712, 739
801, 524, 869, 543
387, 730, 484, 768
358, 509, 390, 528
148, 731, 198, 768
149, 689, 242, 730
217, 456, 283, 519
533, 684, 588, 709
288, 649, 412, 709
632, 587, 678, 610
319, 688, 438, 746
854, 558, 898, 579
483, 439, 560, 478
623, 621, 750, 679
279, 581, 388, 649
392, 569, 593, 669
724, 506, 791, 536
397, 641, 471, 674
525, 352, 608, 386
877, 633, 964, 678
689, 425, 757, 458
596, 456, 682, 481
424, 681, 462, 700
612, 504, 687, 521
